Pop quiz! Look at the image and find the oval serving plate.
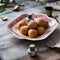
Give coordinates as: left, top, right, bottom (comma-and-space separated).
8, 14, 58, 41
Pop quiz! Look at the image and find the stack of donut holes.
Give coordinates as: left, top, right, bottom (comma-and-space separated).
16, 18, 49, 38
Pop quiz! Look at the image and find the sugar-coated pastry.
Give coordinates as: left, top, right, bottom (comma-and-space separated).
35, 18, 45, 27
28, 20, 38, 29
20, 26, 28, 35
37, 27, 45, 35
28, 29, 38, 38
16, 19, 28, 30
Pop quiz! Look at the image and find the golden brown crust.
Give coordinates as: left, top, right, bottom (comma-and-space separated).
28, 20, 38, 29
35, 18, 49, 28
44, 21, 49, 28
35, 18, 45, 27
37, 27, 45, 35
28, 29, 38, 38
20, 26, 28, 35
16, 19, 28, 30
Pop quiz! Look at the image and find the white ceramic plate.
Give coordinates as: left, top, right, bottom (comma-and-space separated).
8, 14, 58, 41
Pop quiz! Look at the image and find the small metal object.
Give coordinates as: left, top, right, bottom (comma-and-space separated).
12, 5, 19, 11
10, 0, 15, 3
9, 4, 24, 11
6, 4, 19, 10
26, 14, 34, 22
27, 44, 38, 56
28, 15, 32, 20
0, 3, 6, 7
0, 16, 8, 21
19, 2, 24, 6
45, 6, 53, 17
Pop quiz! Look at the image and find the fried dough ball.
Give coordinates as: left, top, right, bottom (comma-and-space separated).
44, 21, 49, 28
16, 19, 28, 30
20, 26, 28, 35
37, 27, 45, 35
28, 20, 38, 29
35, 18, 45, 27
28, 29, 38, 38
